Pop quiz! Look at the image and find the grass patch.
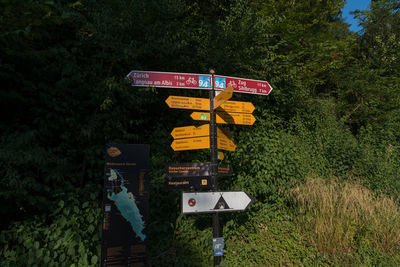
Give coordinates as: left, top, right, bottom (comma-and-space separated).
291, 176, 400, 263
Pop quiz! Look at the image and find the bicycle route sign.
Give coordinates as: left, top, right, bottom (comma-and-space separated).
127, 70, 273, 95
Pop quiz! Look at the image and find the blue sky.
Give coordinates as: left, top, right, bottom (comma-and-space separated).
341, 0, 371, 32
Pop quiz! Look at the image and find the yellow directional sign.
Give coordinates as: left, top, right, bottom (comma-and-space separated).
214, 86, 233, 109
217, 135, 236, 151
171, 136, 209, 151
171, 124, 232, 140
217, 126, 232, 140
171, 136, 236, 151
166, 95, 254, 113
165, 96, 209, 110
171, 124, 209, 139
190, 112, 256, 125
219, 100, 255, 113
217, 151, 224, 160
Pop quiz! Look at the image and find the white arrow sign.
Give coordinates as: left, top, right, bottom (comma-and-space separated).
182, 191, 254, 214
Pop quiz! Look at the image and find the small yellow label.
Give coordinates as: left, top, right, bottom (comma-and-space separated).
201, 179, 207, 185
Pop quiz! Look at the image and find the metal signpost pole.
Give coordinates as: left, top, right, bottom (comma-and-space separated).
209, 69, 221, 265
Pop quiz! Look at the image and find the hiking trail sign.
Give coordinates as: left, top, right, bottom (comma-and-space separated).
170, 124, 232, 140
166, 95, 255, 113
170, 136, 236, 151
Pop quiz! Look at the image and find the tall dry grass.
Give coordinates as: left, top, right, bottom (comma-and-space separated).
291, 176, 400, 258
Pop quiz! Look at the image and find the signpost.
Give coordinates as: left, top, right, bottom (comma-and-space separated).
171, 124, 210, 139
191, 112, 256, 125
166, 95, 256, 113
170, 124, 232, 140
182, 191, 254, 214
165, 176, 213, 190
164, 163, 233, 190
127, 70, 273, 95
165, 96, 210, 111
217, 136, 236, 151
216, 100, 255, 113
170, 136, 236, 151
127, 70, 212, 90
165, 163, 233, 177
171, 136, 209, 151
127, 69, 272, 265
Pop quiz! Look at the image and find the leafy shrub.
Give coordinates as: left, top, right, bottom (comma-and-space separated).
354, 125, 400, 197
220, 205, 325, 266
0, 187, 101, 267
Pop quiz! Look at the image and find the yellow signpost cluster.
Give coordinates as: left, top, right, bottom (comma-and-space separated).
165, 80, 259, 266
167, 85, 256, 156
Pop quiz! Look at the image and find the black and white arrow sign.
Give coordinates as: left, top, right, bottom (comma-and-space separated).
182, 191, 254, 214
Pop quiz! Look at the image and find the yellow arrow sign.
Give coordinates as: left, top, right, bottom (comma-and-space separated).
217, 126, 232, 140
165, 96, 209, 110
171, 136, 236, 151
217, 151, 224, 160
171, 136, 209, 151
171, 124, 232, 140
214, 85, 233, 109
171, 124, 209, 139
190, 112, 256, 125
166, 95, 254, 113
217, 135, 236, 151
218, 100, 255, 114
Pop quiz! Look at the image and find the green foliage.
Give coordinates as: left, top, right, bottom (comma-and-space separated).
0, 186, 102, 267
354, 125, 400, 197
221, 207, 326, 266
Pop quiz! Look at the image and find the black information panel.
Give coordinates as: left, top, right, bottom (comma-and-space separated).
165, 163, 233, 177
165, 176, 213, 190
101, 144, 150, 267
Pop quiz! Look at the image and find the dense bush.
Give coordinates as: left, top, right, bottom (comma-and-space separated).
0, 186, 102, 267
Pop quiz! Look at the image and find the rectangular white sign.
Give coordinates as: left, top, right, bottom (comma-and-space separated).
182, 191, 253, 214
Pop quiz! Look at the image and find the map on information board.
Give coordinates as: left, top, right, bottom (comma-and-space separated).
101, 144, 150, 267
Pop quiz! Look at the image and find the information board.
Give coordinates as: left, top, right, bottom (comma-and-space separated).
101, 144, 150, 267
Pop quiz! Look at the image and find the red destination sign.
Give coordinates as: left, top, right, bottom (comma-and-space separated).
216, 74, 272, 95
126, 70, 273, 95
126, 70, 211, 90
